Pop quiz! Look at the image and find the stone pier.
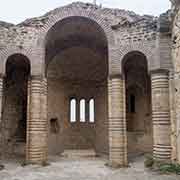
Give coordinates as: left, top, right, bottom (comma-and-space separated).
108, 76, 127, 167
26, 76, 48, 164
151, 70, 171, 161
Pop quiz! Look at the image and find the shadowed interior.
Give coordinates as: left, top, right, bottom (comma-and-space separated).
45, 16, 109, 155
123, 52, 153, 156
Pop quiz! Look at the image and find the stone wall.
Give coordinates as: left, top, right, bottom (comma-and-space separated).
0, 2, 161, 76
0, 1, 176, 165
47, 78, 108, 155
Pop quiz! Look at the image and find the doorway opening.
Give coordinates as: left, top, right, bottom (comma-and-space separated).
122, 51, 153, 159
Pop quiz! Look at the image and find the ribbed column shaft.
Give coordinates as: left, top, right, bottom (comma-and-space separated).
0, 75, 3, 123
26, 76, 48, 164
151, 71, 171, 161
0, 75, 4, 157
108, 76, 127, 167
169, 72, 176, 161
174, 73, 180, 163
41, 78, 48, 160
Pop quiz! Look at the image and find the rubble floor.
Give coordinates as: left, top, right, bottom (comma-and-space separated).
0, 154, 179, 180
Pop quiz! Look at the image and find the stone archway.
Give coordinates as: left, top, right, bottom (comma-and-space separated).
38, 5, 115, 47
0, 47, 33, 76
2, 54, 30, 158
122, 51, 153, 158
120, 50, 172, 162
44, 16, 109, 158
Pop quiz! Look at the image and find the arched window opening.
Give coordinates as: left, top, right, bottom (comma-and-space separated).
80, 99, 86, 122
70, 98, 76, 123
89, 99, 95, 123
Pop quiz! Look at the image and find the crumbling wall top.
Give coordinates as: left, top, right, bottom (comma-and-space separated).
0, 2, 158, 50
17, 2, 156, 29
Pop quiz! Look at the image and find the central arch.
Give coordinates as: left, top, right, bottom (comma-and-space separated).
45, 16, 109, 157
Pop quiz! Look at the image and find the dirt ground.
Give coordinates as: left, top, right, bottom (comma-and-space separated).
0, 154, 179, 180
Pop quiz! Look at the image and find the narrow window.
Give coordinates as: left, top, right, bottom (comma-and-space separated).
70, 98, 76, 122
130, 94, 135, 113
89, 99, 95, 123
80, 99, 86, 122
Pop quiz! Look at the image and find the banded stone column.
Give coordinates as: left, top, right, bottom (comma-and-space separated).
26, 76, 48, 164
151, 70, 171, 161
41, 78, 48, 160
174, 72, 180, 163
108, 76, 127, 167
0, 75, 4, 123
169, 72, 176, 161
0, 75, 4, 157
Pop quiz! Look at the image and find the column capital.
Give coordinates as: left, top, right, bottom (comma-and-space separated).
30, 75, 45, 81
108, 74, 123, 80
150, 69, 169, 75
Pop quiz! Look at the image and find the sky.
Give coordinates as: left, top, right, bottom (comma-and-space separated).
0, 0, 171, 24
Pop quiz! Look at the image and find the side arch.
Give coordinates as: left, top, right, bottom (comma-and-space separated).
116, 42, 156, 75
0, 47, 40, 76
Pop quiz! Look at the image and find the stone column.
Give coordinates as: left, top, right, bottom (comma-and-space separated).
0, 75, 4, 156
0, 75, 4, 123
41, 78, 48, 160
151, 70, 171, 161
174, 72, 180, 163
26, 76, 48, 164
108, 76, 127, 167
169, 72, 177, 162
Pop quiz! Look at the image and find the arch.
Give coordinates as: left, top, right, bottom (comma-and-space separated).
123, 48, 152, 153
44, 15, 109, 79
6, 53, 31, 77
3, 53, 31, 155
40, 4, 110, 155
117, 42, 155, 74
38, 6, 115, 48
0, 47, 33, 76
122, 51, 148, 74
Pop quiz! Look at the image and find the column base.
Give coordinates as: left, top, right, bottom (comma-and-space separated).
153, 144, 172, 161
25, 159, 49, 166
107, 161, 128, 168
